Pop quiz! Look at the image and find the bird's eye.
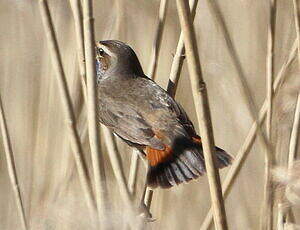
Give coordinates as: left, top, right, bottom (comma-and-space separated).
98, 48, 105, 57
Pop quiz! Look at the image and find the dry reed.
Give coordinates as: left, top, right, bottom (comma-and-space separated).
0, 96, 27, 230
38, 0, 96, 219
176, 0, 228, 229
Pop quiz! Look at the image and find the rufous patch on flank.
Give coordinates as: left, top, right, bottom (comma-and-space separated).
146, 145, 173, 166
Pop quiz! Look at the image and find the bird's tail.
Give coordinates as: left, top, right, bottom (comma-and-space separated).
147, 146, 232, 189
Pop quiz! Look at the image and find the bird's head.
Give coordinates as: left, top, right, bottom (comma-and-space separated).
95, 40, 144, 82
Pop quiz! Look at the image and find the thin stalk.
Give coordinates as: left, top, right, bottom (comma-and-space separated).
167, 0, 199, 98
82, 0, 109, 225
287, 89, 300, 168
293, 0, 300, 67
69, 0, 88, 101
261, 0, 277, 229
147, 0, 169, 80
0, 96, 27, 230
200, 40, 297, 230
39, 0, 96, 219
114, 0, 126, 39
176, 0, 228, 229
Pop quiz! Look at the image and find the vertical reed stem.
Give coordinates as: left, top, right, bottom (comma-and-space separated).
82, 0, 109, 225
39, 0, 96, 219
176, 0, 228, 229
0, 96, 27, 230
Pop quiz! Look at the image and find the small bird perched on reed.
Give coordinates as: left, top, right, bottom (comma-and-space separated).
95, 40, 232, 189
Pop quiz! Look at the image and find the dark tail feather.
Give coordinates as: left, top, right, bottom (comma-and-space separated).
147, 147, 232, 189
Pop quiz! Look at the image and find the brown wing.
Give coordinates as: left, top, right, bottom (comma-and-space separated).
98, 98, 165, 150
134, 79, 200, 166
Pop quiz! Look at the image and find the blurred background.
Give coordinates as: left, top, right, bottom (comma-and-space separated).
0, 0, 299, 229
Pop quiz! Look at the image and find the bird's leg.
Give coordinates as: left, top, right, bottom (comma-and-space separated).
137, 167, 155, 222
131, 151, 155, 222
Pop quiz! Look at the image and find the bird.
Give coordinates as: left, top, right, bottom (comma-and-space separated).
95, 40, 232, 189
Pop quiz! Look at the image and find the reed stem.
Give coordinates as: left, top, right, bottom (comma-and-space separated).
176, 0, 228, 229
82, 0, 109, 226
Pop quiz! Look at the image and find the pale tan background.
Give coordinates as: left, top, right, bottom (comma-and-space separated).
0, 0, 299, 229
